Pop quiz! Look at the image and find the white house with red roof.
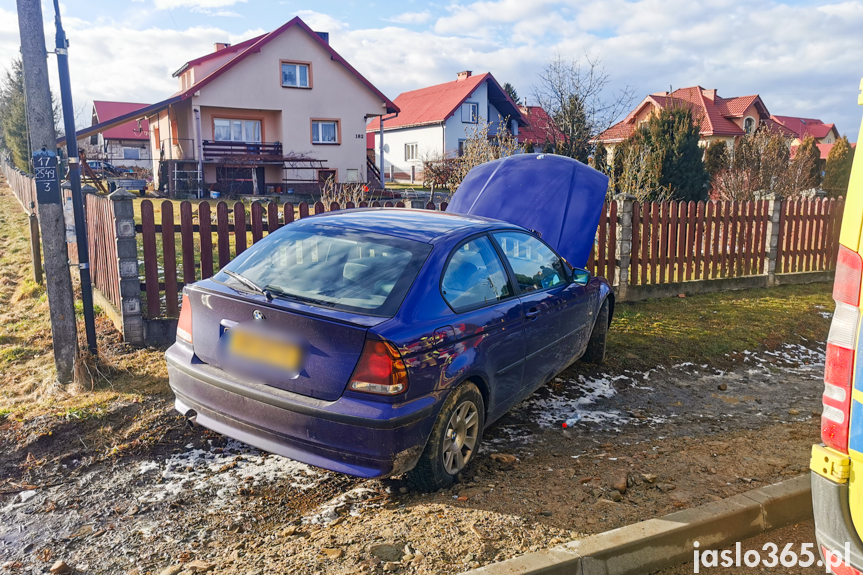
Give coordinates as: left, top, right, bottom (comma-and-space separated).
366, 71, 527, 183
595, 86, 795, 154
62, 17, 398, 197
89, 101, 151, 169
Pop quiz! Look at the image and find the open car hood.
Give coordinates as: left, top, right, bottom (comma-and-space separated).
446, 153, 609, 269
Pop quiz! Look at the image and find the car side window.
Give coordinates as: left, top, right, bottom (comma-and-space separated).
493, 231, 568, 293
441, 236, 513, 312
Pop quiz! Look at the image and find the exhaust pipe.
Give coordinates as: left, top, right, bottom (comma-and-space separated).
184, 409, 198, 429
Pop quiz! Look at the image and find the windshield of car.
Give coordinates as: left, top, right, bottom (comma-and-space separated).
213, 224, 432, 316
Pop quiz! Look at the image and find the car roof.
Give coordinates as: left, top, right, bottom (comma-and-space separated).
292, 208, 520, 243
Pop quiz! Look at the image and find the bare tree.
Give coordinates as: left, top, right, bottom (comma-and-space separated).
532, 53, 635, 163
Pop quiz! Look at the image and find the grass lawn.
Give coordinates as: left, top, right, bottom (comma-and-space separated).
0, 177, 834, 421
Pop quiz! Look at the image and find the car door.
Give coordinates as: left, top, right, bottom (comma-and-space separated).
440, 234, 525, 418
492, 231, 583, 395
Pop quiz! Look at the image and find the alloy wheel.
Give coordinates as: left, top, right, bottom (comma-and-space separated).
441, 400, 479, 475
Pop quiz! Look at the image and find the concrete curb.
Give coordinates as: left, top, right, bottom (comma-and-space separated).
461, 474, 812, 575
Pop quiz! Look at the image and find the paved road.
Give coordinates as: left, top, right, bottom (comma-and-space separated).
656, 520, 828, 574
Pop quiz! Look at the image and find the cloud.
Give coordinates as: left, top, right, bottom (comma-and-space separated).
153, 0, 247, 9
385, 11, 433, 25
191, 7, 243, 17
0, 1, 860, 144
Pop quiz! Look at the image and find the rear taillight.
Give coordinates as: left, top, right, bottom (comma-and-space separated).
348, 339, 408, 395
177, 294, 192, 344
822, 245, 862, 453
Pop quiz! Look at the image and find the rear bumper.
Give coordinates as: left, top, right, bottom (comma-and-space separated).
166, 343, 438, 478
811, 469, 863, 569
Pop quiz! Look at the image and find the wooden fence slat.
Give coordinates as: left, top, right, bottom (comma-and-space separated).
330, 201, 340, 212
299, 202, 310, 218
825, 199, 836, 269
834, 198, 846, 268
608, 201, 618, 282
217, 201, 229, 269
426, 201, 435, 210
640, 202, 649, 285
743, 201, 753, 276
789, 200, 799, 273
668, 202, 679, 283
650, 202, 659, 284
251, 202, 264, 244
598, 202, 607, 278
180, 201, 195, 285
719, 201, 729, 278
359, 201, 369, 208
441, 201, 449, 211
284, 202, 295, 225
780, 200, 791, 273
631, 201, 640, 285
162, 201, 179, 317
384, 201, 394, 208
737, 201, 747, 277
314, 201, 326, 214
267, 202, 279, 234
758, 200, 769, 275
234, 202, 247, 255
199, 202, 213, 279
659, 202, 669, 283
710, 202, 720, 279
685, 201, 696, 281
346, 201, 356, 209
695, 202, 705, 280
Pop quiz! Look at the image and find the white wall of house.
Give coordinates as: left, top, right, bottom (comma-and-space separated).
187, 25, 388, 185
372, 124, 443, 182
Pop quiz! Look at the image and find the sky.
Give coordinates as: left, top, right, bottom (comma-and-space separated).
0, 0, 861, 141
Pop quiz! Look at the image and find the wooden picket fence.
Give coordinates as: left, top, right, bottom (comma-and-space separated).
137, 199, 447, 319
627, 198, 843, 285
137, 196, 843, 319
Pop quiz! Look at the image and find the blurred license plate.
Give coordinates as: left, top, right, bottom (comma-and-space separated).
227, 329, 302, 371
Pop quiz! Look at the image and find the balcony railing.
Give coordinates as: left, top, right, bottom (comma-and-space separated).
202, 140, 283, 161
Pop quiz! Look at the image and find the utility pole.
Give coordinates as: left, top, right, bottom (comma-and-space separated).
53, 0, 97, 355
17, 0, 78, 384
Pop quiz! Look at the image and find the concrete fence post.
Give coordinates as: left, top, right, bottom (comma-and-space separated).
764, 193, 784, 287
109, 189, 145, 345
615, 193, 637, 301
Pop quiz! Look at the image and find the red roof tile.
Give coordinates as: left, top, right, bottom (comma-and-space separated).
173, 34, 265, 77
92, 100, 150, 141
366, 74, 489, 131
366, 72, 526, 132
516, 105, 561, 145
597, 86, 772, 143
770, 116, 838, 141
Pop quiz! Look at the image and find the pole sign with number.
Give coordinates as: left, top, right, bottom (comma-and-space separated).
33, 149, 61, 205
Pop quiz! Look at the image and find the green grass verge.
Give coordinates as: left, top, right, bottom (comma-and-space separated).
601, 282, 832, 372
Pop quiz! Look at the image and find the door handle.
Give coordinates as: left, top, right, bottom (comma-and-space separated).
526, 307, 540, 319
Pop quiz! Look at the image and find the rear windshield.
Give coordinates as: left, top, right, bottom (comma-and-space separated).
213, 224, 431, 316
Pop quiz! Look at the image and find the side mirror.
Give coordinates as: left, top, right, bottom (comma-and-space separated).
572, 268, 591, 286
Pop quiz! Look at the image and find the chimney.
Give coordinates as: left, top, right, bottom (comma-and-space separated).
702, 88, 717, 101
214, 42, 230, 52
457, 70, 472, 82
315, 31, 329, 44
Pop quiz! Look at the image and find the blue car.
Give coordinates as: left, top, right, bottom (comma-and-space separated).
166, 154, 613, 490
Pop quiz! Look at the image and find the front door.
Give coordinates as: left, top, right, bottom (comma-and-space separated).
492, 231, 574, 393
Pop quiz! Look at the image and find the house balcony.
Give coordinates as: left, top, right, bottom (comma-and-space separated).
202, 140, 284, 164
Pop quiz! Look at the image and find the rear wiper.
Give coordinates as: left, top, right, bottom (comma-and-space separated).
224, 270, 273, 300
264, 285, 335, 307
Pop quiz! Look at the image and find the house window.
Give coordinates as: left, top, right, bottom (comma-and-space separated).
744, 117, 755, 134
311, 120, 340, 144
214, 119, 262, 143
458, 139, 467, 157
318, 169, 337, 183
461, 102, 478, 124
123, 148, 140, 160
281, 62, 310, 88
405, 143, 418, 161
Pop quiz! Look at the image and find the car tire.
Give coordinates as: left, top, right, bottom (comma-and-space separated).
582, 298, 610, 364
407, 382, 485, 492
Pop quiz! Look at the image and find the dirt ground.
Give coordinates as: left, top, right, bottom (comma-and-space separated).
0, 178, 831, 575
0, 341, 825, 575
